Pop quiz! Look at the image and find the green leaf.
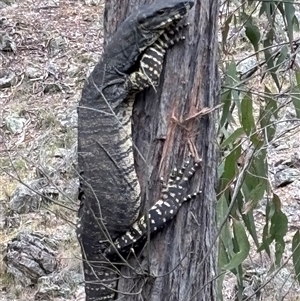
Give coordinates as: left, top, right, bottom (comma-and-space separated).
264, 30, 280, 90
217, 195, 233, 254
247, 182, 266, 205
260, 86, 277, 142
232, 232, 244, 300
225, 61, 239, 85
217, 241, 226, 301
284, 0, 295, 42
258, 199, 272, 256
293, 15, 299, 31
245, 148, 268, 197
292, 230, 300, 285
291, 71, 300, 118
253, 148, 268, 178
270, 194, 288, 266
220, 89, 232, 128
220, 62, 239, 127
236, 186, 259, 248
274, 46, 289, 72
219, 145, 241, 193
241, 93, 255, 136
245, 17, 261, 52
259, 1, 275, 23
242, 210, 259, 248
272, 193, 282, 211
260, 221, 271, 256
221, 128, 245, 148
223, 219, 250, 271
222, 14, 233, 52
217, 196, 232, 300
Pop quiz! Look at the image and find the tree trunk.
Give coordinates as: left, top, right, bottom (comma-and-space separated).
104, 1, 219, 300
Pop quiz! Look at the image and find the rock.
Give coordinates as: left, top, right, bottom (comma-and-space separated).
0, 32, 16, 51
57, 107, 78, 128
0, 70, 17, 89
274, 166, 300, 188
0, 200, 6, 230
0, 0, 15, 8
9, 179, 47, 214
3, 211, 20, 229
83, 0, 101, 5
48, 36, 66, 57
35, 268, 83, 300
35, 275, 71, 300
8, 147, 77, 216
0, 202, 20, 230
285, 152, 300, 168
60, 177, 79, 204
37, 144, 77, 177
3, 232, 58, 288
25, 66, 43, 79
67, 64, 81, 77
5, 114, 27, 134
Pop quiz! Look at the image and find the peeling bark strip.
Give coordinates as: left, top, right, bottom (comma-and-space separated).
105, 0, 219, 300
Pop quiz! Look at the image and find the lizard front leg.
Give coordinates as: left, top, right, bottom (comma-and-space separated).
128, 23, 188, 91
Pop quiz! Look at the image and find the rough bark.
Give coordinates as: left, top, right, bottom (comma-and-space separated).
104, 0, 219, 300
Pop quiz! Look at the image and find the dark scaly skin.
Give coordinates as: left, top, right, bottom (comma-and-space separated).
77, 1, 194, 300
104, 158, 202, 257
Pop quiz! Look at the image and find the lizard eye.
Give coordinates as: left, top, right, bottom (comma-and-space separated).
157, 9, 165, 15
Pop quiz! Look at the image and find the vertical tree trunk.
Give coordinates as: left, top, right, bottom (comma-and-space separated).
104, 1, 219, 300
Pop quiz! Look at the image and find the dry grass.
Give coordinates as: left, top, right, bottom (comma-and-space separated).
0, 0, 104, 299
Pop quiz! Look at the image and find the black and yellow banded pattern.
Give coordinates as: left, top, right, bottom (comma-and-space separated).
77, 1, 194, 300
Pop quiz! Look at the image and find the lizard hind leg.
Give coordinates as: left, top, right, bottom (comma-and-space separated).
149, 157, 202, 232
104, 157, 201, 257
161, 154, 196, 191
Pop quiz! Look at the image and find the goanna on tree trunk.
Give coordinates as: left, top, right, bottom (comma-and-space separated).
103, 0, 219, 300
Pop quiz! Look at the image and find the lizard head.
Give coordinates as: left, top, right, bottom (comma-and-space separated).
137, 0, 194, 31
133, 0, 194, 53
103, 0, 194, 74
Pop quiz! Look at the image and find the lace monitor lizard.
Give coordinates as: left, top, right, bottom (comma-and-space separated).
77, 1, 199, 300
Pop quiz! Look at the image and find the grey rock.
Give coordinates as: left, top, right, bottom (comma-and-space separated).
273, 143, 289, 151
5, 114, 27, 134
0, 0, 15, 7
0, 206, 20, 230
25, 66, 43, 79
274, 166, 300, 187
67, 64, 81, 78
0, 70, 17, 89
0, 200, 6, 230
60, 177, 79, 204
35, 268, 83, 300
57, 107, 78, 128
9, 176, 77, 213
0, 32, 16, 51
286, 152, 300, 168
37, 145, 77, 179
3, 232, 58, 288
236, 56, 257, 75
35, 275, 71, 300
83, 0, 101, 5
48, 36, 66, 57
9, 179, 47, 214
